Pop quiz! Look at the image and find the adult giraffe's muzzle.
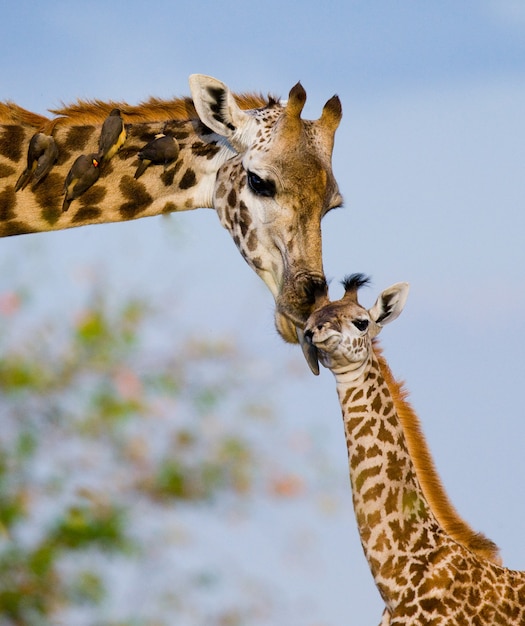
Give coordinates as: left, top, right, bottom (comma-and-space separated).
274, 271, 328, 344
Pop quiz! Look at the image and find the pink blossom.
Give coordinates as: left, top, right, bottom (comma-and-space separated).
113, 367, 143, 401
0, 292, 22, 316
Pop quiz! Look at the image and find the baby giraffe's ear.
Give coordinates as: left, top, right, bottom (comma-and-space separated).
298, 329, 320, 376
369, 282, 410, 327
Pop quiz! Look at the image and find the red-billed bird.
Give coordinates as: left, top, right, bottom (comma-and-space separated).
62, 153, 101, 212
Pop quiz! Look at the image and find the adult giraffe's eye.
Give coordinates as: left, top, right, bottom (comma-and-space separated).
352, 319, 369, 332
247, 170, 276, 197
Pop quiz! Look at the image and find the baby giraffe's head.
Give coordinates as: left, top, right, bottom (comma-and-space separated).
302, 274, 409, 376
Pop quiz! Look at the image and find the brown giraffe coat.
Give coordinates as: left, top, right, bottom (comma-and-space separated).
304, 274, 525, 625
0, 75, 343, 343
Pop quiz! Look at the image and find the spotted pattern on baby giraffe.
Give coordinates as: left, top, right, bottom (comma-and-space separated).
305, 276, 525, 624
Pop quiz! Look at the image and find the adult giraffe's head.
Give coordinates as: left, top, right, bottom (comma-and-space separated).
190, 75, 343, 344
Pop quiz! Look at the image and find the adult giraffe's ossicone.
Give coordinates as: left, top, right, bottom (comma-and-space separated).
0, 75, 343, 343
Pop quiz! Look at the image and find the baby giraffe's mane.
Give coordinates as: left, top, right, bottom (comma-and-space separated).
374, 343, 501, 565
0, 93, 275, 134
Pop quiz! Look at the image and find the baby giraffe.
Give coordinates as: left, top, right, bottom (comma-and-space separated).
303, 274, 525, 625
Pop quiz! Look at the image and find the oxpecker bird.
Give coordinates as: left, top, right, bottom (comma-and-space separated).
62, 153, 101, 212
98, 108, 126, 162
134, 133, 179, 179
15, 133, 59, 191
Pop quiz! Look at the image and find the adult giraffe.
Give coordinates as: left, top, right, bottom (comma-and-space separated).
303, 275, 525, 625
0, 75, 343, 343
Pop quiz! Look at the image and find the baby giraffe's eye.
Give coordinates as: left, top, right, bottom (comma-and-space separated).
352, 319, 369, 332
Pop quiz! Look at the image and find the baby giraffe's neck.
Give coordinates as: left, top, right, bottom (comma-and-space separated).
335, 351, 442, 608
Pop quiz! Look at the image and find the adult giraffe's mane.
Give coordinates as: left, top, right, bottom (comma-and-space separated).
374, 344, 502, 565
0, 93, 275, 133
0, 102, 50, 129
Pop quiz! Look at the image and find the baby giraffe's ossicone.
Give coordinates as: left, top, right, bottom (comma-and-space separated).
302, 273, 408, 377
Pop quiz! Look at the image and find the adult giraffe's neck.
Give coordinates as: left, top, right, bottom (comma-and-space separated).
0, 117, 234, 237
335, 351, 440, 606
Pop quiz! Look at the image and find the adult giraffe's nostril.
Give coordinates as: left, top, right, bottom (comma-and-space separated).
304, 328, 314, 344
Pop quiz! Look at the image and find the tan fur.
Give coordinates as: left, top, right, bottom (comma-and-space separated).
44, 93, 271, 131
0, 93, 271, 134
375, 346, 502, 565
0, 101, 50, 129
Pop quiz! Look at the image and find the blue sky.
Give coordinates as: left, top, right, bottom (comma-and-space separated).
2, 2, 525, 623
3, 1, 525, 105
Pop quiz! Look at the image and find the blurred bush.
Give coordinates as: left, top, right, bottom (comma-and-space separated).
0, 286, 277, 626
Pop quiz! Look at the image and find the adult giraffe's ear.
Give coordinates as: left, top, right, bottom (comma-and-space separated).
189, 74, 251, 143
369, 282, 410, 327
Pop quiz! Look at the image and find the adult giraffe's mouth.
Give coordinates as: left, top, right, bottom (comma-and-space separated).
274, 271, 328, 344
274, 311, 302, 344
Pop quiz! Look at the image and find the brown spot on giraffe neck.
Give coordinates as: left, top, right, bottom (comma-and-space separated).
169, 129, 191, 142
0, 186, 16, 220
99, 160, 114, 178
0, 163, 15, 178
191, 140, 221, 159
373, 530, 393, 554
34, 173, 62, 224
119, 175, 153, 219
246, 230, 258, 252
163, 119, 191, 139
355, 418, 375, 439
79, 184, 106, 207
0, 126, 25, 162
377, 420, 395, 444
72, 205, 103, 223
346, 416, 366, 435
350, 443, 366, 470
355, 465, 381, 492
237, 200, 253, 237
160, 165, 177, 187
179, 168, 197, 189
162, 201, 177, 214
0, 220, 38, 236
127, 123, 158, 143
214, 180, 227, 200
61, 125, 96, 154
362, 481, 385, 503
370, 391, 383, 415
251, 255, 262, 269
384, 486, 399, 515
227, 187, 237, 208
386, 450, 407, 482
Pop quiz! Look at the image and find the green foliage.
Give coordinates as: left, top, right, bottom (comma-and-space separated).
50, 503, 128, 551
142, 433, 252, 501
0, 287, 274, 625
68, 570, 105, 606
0, 544, 60, 624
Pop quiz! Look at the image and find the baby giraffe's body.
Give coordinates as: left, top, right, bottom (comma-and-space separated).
304, 274, 525, 625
